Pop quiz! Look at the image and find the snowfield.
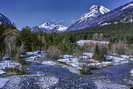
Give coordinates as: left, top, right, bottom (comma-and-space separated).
77, 40, 109, 46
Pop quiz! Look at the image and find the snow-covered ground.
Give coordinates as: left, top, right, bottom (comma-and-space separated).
0, 70, 6, 75
106, 55, 131, 64
77, 40, 109, 46
57, 53, 133, 71
58, 55, 81, 69
21, 50, 46, 58
0, 51, 132, 89
0, 60, 21, 70
42, 61, 57, 66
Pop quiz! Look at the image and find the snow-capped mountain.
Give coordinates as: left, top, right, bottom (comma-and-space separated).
68, 1, 133, 31
0, 13, 12, 25
33, 22, 68, 33
97, 1, 133, 25
67, 5, 110, 31
79, 5, 110, 22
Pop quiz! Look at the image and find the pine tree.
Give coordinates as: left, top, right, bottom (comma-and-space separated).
92, 45, 106, 61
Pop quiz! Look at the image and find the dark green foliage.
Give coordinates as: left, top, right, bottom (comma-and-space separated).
80, 65, 97, 75
130, 87, 133, 89
92, 45, 107, 61
1, 22, 133, 60
16, 27, 75, 55
4, 68, 27, 75
62, 23, 133, 43
0, 24, 18, 58
47, 45, 62, 60
12, 22, 133, 58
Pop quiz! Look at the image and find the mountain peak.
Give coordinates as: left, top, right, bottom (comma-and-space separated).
37, 22, 68, 32
79, 5, 110, 22
89, 5, 100, 10
68, 1, 133, 31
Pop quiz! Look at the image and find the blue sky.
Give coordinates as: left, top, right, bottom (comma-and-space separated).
0, 0, 133, 28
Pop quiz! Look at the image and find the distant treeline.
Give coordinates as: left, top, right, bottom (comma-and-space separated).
0, 22, 133, 59
61, 23, 133, 44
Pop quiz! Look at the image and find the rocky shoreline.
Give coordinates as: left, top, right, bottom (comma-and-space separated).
0, 59, 132, 89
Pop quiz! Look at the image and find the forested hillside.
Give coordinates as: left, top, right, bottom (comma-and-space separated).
63, 23, 133, 43
1, 22, 133, 59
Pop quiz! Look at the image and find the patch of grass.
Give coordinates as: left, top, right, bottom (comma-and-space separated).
4, 68, 27, 75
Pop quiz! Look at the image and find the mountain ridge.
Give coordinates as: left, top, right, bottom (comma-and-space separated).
32, 22, 68, 33
67, 5, 110, 31
67, 1, 133, 31
0, 13, 12, 25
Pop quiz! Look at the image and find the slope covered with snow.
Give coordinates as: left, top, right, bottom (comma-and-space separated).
39, 23, 67, 31
33, 22, 68, 33
79, 5, 110, 22
0, 13, 12, 25
68, 1, 133, 31
67, 5, 110, 31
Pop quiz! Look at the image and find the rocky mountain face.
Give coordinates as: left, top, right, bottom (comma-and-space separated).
67, 5, 110, 31
68, 1, 133, 31
33, 22, 68, 33
78, 5, 110, 23
0, 13, 12, 25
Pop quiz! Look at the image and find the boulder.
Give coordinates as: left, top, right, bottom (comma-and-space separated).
130, 69, 133, 76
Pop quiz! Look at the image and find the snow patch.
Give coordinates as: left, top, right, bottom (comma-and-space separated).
122, 3, 133, 10
39, 23, 68, 32
0, 60, 21, 70
77, 40, 109, 46
79, 5, 110, 23
42, 61, 57, 65
0, 70, 6, 74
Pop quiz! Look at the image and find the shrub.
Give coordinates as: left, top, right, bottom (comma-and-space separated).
47, 46, 62, 60
92, 45, 107, 61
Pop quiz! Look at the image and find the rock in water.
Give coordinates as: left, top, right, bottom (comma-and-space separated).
130, 69, 133, 76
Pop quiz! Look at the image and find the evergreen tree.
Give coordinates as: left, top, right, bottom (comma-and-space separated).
92, 45, 107, 61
